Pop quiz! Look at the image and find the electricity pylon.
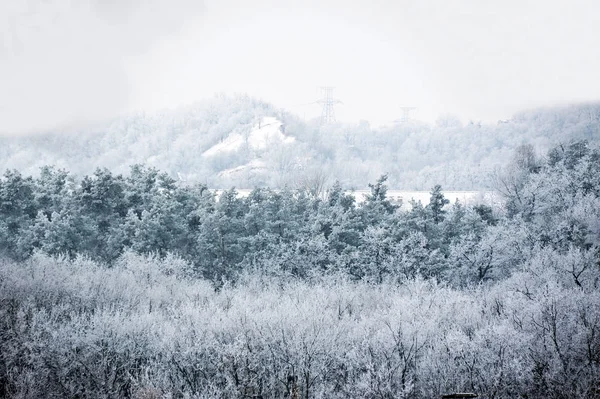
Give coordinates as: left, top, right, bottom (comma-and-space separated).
399, 107, 416, 123
317, 87, 342, 125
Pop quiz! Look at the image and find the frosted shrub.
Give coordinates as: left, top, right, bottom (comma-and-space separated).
2, 253, 598, 398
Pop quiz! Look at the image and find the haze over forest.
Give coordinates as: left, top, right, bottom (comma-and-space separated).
2, 1, 600, 398
2, 97, 600, 191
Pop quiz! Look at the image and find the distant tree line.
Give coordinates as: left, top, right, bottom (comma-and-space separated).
2, 96, 599, 191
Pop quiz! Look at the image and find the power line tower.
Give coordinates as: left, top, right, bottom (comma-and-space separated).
399, 106, 416, 123
317, 87, 342, 125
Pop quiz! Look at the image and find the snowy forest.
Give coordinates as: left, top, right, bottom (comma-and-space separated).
2, 135, 600, 397
4, 0, 600, 396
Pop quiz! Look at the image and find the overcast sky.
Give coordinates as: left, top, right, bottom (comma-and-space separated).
1, 0, 599, 134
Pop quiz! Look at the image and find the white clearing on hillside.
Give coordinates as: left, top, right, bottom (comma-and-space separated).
218, 159, 266, 178
202, 117, 294, 157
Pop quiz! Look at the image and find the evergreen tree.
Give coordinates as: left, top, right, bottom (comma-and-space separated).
426, 184, 450, 224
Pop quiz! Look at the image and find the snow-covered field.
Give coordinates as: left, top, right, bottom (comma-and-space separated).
212, 188, 501, 209
350, 189, 499, 208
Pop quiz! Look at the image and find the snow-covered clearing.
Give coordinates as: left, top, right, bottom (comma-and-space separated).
202, 117, 295, 157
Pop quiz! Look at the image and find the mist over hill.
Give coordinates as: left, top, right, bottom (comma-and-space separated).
1, 95, 599, 190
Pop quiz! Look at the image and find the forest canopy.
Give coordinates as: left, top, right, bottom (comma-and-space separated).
1, 140, 600, 284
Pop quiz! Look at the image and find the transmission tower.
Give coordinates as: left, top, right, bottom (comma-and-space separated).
399, 107, 416, 123
317, 87, 342, 125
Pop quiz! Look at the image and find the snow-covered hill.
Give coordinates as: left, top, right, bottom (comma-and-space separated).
1, 96, 600, 191
0, 96, 307, 187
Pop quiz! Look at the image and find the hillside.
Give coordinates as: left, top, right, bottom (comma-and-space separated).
1, 96, 599, 190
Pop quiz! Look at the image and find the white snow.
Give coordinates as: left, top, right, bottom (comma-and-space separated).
202, 117, 295, 157
210, 189, 501, 210
201, 132, 245, 157
246, 116, 295, 149
218, 159, 266, 178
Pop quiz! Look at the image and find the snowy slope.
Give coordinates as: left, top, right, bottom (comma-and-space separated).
218, 159, 267, 178
202, 117, 294, 157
